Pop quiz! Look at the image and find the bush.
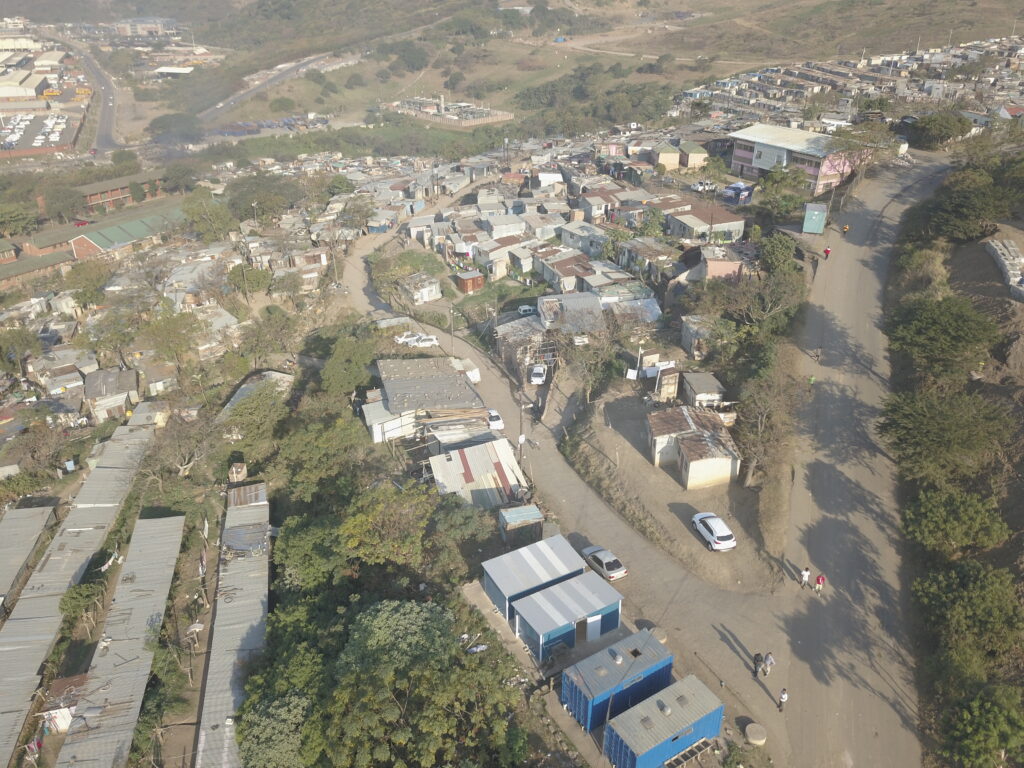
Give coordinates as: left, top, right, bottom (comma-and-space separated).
269, 97, 296, 113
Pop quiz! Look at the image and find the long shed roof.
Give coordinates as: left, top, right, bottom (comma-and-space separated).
606, 675, 722, 755
0, 427, 154, 767
482, 534, 584, 600
54, 514, 185, 768
194, 501, 270, 768
512, 571, 622, 636
0, 505, 56, 602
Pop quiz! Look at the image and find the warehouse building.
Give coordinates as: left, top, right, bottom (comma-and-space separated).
0, 69, 48, 99
561, 629, 674, 732
482, 534, 585, 623
602, 675, 724, 768
511, 571, 623, 663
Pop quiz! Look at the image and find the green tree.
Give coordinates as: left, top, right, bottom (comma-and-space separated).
222, 379, 290, 465
889, 295, 998, 387
0, 203, 37, 236
270, 96, 296, 113
902, 487, 1009, 558
326, 175, 355, 197
328, 601, 521, 768
110, 149, 138, 166
339, 484, 434, 568
162, 163, 197, 193
942, 685, 1024, 768
733, 358, 801, 485
64, 261, 113, 306
320, 324, 375, 395
238, 307, 298, 367
0, 328, 40, 375
443, 71, 466, 91
929, 169, 1007, 242
344, 72, 366, 89
697, 266, 806, 333
226, 175, 303, 224
238, 693, 311, 768
907, 111, 973, 150
147, 112, 204, 144
913, 560, 1023, 661
878, 391, 1011, 487
758, 232, 797, 273
637, 206, 665, 237
271, 271, 304, 307
43, 186, 85, 224
182, 189, 237, 243
129, 181, 147, 203
139, 304, 208, 373
79, 306, 139, 367
228, 264, 273, 304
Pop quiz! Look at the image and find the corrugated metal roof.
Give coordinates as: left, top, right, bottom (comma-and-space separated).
481, 534, 583, 601
511, 571, 622, 637
606, 675, 722, 755
377, 357, 483, 413
54, 514, 185, 768
0, 505, 56, 601
428, 437, 528, 508
499, 505, 543, 528
564, 629, 672, 699
729, 123, 833, 158
194, 503, 270, 768
0, 427, 154, 767
225, 482, 267, 510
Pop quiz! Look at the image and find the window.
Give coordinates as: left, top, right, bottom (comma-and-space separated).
754, 150, 762, 159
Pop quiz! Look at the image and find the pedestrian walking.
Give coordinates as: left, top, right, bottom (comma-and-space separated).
763, 652, 775, 677
814, 573, 826, 595
823, 247, 831, 259
778, 688, 788, 712
799, 566, 811, 589
752, 652, 764, 679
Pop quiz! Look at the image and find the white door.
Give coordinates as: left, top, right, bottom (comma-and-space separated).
586, 615, 601, 642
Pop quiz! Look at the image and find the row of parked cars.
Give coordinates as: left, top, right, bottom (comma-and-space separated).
393, 331, 440, 348
0, 112, 68, 150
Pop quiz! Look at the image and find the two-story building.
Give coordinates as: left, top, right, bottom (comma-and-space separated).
728, 123, 852, 195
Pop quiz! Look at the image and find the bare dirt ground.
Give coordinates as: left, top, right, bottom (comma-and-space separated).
562, 377, 781, 594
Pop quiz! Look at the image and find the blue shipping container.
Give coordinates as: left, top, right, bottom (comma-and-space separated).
603, 675, 723, 768
561, 629, 674, 732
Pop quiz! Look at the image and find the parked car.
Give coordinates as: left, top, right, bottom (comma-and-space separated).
690, 180, 718, 193
394, 331, 420, 345
409, 334, 440, 348
691, 512, 737, 552
581, 545, 628, 581
487, 409, 504, 431
528, 364, 547, 386
518, 305, 536, 316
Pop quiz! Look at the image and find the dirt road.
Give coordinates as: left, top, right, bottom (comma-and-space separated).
334, 155, 949, 766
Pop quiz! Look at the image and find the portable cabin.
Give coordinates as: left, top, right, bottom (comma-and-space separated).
511, 571, 622, 662
602, 675, 724, 768
481, 534, 585, 624
561, 629, 674, 732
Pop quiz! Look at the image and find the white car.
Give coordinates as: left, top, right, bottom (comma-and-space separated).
690, 180, 718, 193
691, 512, 737, 552
581, 545, 628, 581
528, 364, 547, 386
487, 409, 504, 431
517, 304, 535, 316
409, 334, 439, 348
393, 331, 421, 345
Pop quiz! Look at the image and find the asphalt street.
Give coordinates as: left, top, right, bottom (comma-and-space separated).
56, 41, 120, 151
338, 155, 950, 767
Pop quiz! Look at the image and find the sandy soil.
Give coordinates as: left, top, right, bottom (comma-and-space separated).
560, 377, 782, 594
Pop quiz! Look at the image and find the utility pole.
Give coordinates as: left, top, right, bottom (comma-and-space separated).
449, 305, 456, 356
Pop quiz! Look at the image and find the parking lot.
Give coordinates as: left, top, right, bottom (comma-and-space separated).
0, 111, 79, 152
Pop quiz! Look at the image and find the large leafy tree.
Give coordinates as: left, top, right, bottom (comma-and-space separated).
888, 295, 999, 388
226, 174, 303, 223
878, 390, 1010, 488
227, 264, 272, 303
43, 185, 85, 224
238, 693, 311, 768
907, 111, 973, 150
929, 169, 1007, 242
320, 324, 375, 395
222, 379, 290, 465
901, 487, 1009, 559
0, 328, 40, 374
326, 601, 521, 768
942, 685, 1024, 768
913, 560, 1023, 662
64, 261, 113, 307
697, 266, 806, 334
182, 189, 236, 243
139, 303, 208, 373
0, 202, 37, 237
147, 112, 204, 144
339, 485, 434, 569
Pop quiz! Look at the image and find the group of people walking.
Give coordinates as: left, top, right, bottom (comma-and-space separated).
752, 651, 788, 712
799, 566, 826, 595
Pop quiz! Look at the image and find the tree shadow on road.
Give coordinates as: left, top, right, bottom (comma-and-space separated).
799, 304, 887, 390
712, 624, 777, 704
804, 459, 898, 540
798, 380, 884, 472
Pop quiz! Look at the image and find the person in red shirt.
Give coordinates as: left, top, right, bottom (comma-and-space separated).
814, 573, 826, 595
823, 247, 831, 259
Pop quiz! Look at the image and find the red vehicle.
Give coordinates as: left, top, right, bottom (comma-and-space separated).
88, 148, 97, 155
73, 220, 88, 227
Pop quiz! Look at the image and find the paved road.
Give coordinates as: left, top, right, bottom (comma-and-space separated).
337, 155, 949, 766
53, 39, 120, 151
197, 54, 334, 123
